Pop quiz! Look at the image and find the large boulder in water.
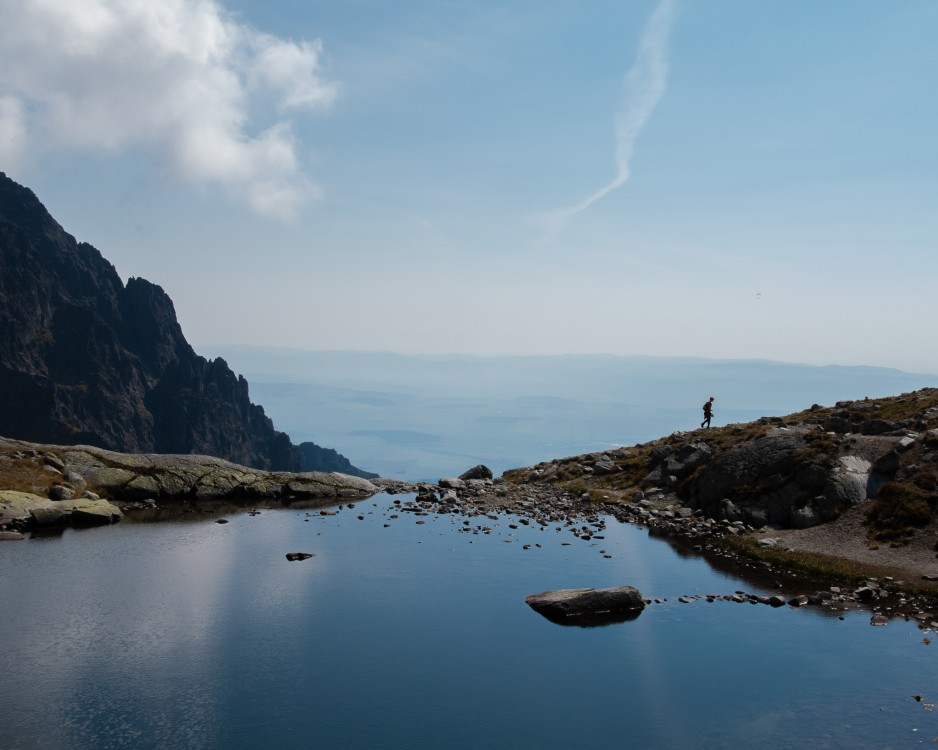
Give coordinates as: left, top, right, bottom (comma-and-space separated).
525, 586, 645, 626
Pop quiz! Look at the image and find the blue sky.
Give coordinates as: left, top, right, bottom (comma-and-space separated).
2, 0, 936, 372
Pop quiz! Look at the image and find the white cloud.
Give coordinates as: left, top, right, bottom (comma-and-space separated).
0, 0, 337, 218
539, 0, 675, 238
0, 95, 26, 157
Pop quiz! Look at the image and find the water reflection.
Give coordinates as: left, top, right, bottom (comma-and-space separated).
528, 605, 644, 628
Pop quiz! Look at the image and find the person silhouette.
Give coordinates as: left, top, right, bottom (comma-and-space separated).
701, 396, 715, 429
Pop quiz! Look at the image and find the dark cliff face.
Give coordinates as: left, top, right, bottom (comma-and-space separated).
297, 442, 379, 480
0, 172, 301, 471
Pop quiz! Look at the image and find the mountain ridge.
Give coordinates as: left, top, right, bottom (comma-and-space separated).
0, 172, 368, 475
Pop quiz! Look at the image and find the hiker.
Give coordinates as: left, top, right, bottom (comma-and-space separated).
701, 396, 715, 429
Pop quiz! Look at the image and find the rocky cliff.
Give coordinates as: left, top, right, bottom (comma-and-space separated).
0, 173, 362, 474
297, 441, 379, 479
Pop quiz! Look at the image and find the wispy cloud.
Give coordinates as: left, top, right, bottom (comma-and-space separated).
539, 0, 676, 239
0, 0, 337, 219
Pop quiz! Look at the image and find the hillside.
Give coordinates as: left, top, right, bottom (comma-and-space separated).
503, 388, 938, 580
0, 173, 369, 475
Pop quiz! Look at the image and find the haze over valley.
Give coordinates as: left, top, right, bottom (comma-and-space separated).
210, 347, 937, 480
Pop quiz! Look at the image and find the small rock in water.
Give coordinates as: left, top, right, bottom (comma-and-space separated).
285, 552, 316, 561
215, 518, 229, 524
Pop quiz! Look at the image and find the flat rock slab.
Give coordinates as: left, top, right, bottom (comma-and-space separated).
0, 436, 378, 508
0, 490, 122, 528
526, 586, 645, 626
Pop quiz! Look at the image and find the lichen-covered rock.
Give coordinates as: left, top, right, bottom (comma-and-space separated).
0, 490, 44, 525
61, 445, 378, 502
0, 489, 121, 528
30, 505, 67, 526
61, 498, 123, 525
2, 438, 378, 530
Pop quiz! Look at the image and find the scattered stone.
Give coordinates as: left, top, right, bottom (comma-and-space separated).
285, 552, 316, 561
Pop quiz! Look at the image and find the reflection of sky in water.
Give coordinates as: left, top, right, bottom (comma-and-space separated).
2, 496, 937, 749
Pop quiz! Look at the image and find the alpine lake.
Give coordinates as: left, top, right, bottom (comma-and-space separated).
2, 493, 936, 749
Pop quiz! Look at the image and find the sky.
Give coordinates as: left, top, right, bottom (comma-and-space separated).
1, 0, 937, 373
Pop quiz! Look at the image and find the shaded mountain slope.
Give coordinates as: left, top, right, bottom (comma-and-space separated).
0, 172, 367, 475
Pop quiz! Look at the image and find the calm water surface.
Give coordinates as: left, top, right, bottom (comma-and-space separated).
1, 494, 936, 749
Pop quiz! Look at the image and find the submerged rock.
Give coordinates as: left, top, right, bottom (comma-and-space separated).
285, 552, 316, 561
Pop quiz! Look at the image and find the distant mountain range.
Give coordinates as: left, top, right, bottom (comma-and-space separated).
0, 172, 374, 479
207, 347, 937, 481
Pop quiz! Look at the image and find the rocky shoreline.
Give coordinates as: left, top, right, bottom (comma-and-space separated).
0, 436, 377, 536
373, 468, 938, 627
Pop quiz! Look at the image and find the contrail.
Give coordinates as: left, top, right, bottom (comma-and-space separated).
541, 0, 675, 237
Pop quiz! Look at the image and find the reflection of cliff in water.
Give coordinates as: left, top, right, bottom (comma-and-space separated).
122, 496, 348, 524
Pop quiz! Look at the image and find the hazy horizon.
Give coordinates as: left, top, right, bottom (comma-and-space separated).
207, 346, 937, 480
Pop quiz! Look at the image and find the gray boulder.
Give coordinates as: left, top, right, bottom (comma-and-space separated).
48, 484, 75, 501
861, 419, 898, 436
459, 465, 493, 481
525, 586, 646, 626
438, 477, 466, 490
593, 460, 617, 476
684, 433, 875, 528
821, 456, 871, 513
645, 441, 712, 485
